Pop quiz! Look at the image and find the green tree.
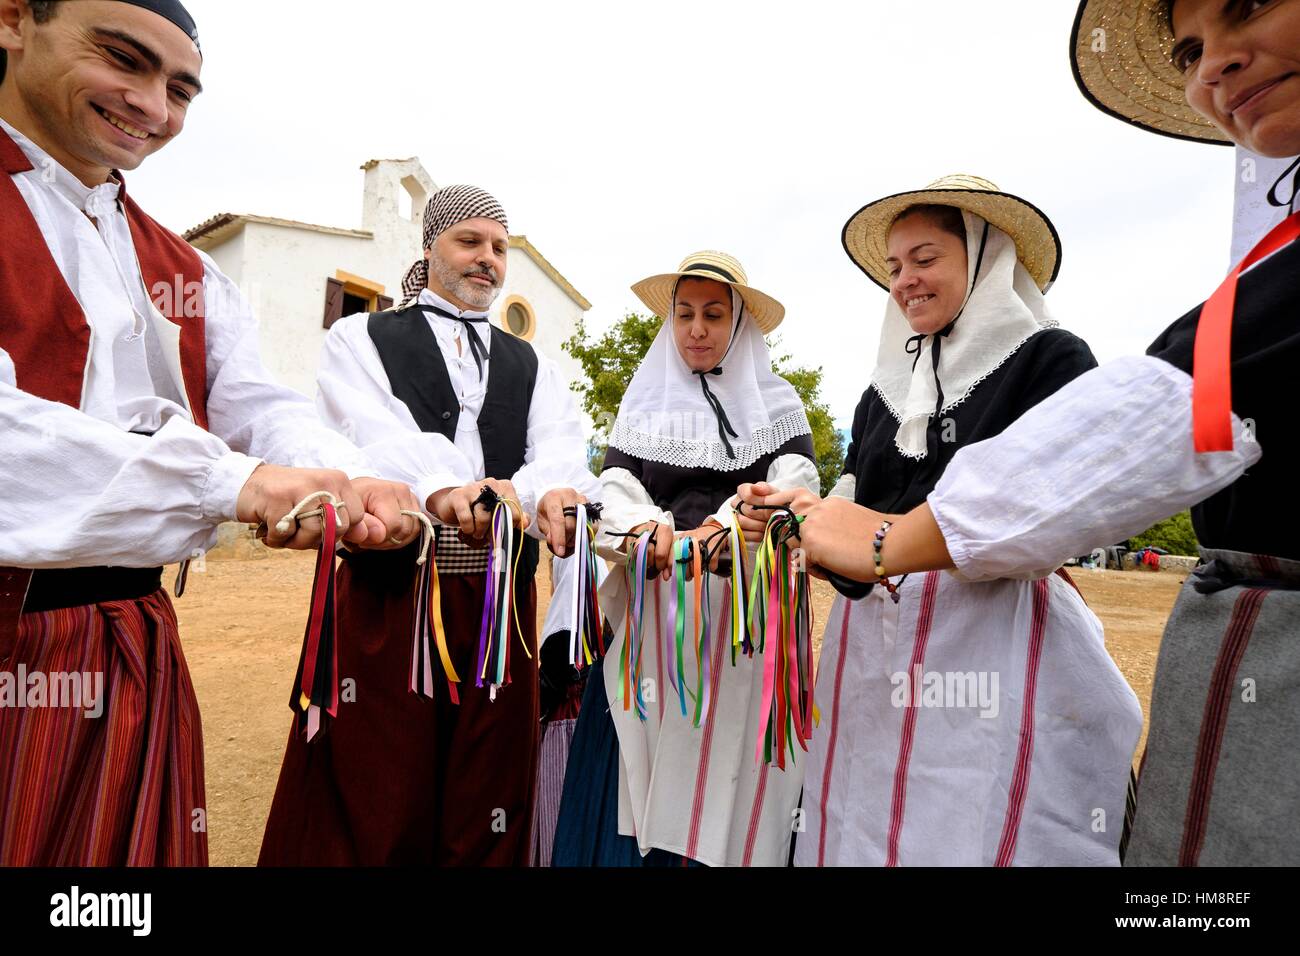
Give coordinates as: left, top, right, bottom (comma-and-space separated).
1128, 510, 1199, 556
563, 312, 845, 492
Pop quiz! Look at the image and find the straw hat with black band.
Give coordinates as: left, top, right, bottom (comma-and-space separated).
843, 175, 1064, 460
843, 174, 1063, 294
1070, 0, 1233, 145
631, 250, 786, 334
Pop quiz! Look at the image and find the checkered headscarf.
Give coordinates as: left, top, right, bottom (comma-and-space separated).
400, 184, 509, 303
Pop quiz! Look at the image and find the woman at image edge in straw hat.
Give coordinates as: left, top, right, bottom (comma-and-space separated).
750, 176, 1144, 866
551, 252, 819, 866
772, 0, 1300, 866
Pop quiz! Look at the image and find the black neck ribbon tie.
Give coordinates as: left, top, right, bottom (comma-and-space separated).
427, 305, 489, 380
1268, 156, 1300, 215
693, 366, 739, 459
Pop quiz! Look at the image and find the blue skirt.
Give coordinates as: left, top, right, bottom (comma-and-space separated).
550, 661, 699, 867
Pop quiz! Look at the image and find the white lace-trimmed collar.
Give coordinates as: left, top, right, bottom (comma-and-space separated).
869, 212, 1057, 460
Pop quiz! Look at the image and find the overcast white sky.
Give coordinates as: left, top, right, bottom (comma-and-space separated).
132, 0, 1239, 422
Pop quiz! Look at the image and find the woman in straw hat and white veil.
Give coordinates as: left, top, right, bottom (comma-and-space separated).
782, 1, 1300, 866
745, 176, 1145, 866
552, 251, 819, 867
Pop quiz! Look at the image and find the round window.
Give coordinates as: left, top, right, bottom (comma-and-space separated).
506, 302, 531, 337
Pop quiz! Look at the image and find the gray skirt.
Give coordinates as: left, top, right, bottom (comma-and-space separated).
1127, 548, 1300, 866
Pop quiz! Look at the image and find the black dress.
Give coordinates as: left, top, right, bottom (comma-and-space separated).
1146, 237, 1300, 561
603, 433, 817, 529
843, 328, 1098, 512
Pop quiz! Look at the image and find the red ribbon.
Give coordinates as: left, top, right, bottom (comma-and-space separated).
290, 502, 340, 741
1193, 211, 1300, 451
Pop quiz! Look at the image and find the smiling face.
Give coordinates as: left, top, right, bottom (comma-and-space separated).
885, 208, 970, 336
672, 276, 734, 372
0, 0, 202, 185
1170, 0, 1300, 157
426, 218, 509, 311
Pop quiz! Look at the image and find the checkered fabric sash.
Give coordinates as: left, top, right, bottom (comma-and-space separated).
435, 526, 490, 575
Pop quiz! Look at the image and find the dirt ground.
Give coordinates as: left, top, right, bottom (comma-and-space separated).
175, 550, 1185, 866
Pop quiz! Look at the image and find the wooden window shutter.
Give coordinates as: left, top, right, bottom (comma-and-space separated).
376, 294, 394, 311
322, 277, 345, 329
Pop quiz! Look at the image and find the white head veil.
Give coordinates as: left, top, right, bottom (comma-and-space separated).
870, 210, 1057, 459
608, 284, 811, 472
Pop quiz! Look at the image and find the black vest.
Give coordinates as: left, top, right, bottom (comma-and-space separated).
368, 304, 541, 579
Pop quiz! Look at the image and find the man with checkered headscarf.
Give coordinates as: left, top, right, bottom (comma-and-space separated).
260, 184, 600, 866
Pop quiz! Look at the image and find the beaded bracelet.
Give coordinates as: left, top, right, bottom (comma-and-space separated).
872, 520, 904, 603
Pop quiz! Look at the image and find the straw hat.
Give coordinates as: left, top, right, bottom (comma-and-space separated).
632, 250, 786, 334
842, 174, 1063, 293
1070, 0, 1232, 145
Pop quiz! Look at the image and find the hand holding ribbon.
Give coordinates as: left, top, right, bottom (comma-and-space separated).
616, 520, 674, 579
537, 487, 591, 557
428, 477, 523, 544
283, 491, 344, 742
474, 485, 529, 700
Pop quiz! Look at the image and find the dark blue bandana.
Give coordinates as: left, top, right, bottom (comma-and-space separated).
118, 0, 201, 54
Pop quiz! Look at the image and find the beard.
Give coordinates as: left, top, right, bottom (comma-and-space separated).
429, 251, 501, 310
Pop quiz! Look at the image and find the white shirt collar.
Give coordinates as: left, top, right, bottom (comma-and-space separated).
417, 287, 492, 352
0, 117, 121, 219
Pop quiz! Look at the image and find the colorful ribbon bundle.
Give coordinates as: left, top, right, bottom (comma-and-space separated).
609, 503, 817, 768
407, 509, 461, 704
613, 517, 746, 728
472, 485, 529, 700
617, 529, 655, 719
666, 536, 698, 721
663, 524, 737, 727
565, 502, 606, 670
745, 507, 817, 769
280, 491, 343, 742
723, 509, 751, 663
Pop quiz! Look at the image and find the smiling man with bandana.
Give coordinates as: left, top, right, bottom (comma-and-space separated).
0, 0, 422, 866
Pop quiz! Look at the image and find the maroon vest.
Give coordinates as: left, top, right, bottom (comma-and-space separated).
0, 124, 211, 648
0, 124, 209, 424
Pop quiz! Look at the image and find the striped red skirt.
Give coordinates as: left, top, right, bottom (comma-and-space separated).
0, 590, 206, 866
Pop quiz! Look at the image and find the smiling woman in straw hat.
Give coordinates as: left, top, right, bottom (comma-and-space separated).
777, 0, 1300, 867
744, 175, 1144, 866
551, 250, 819, 867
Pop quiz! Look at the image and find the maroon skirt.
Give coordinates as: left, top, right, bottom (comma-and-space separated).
259, 547, 539, 866
0, 590, 207, 866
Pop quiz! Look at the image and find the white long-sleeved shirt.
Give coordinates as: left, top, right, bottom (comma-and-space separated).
317, 288, 600, 535
0, 119, 373, 569
928, 355, 1262, 581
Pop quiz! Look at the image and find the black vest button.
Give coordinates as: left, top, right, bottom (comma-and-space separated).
441, 411, 452, 421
